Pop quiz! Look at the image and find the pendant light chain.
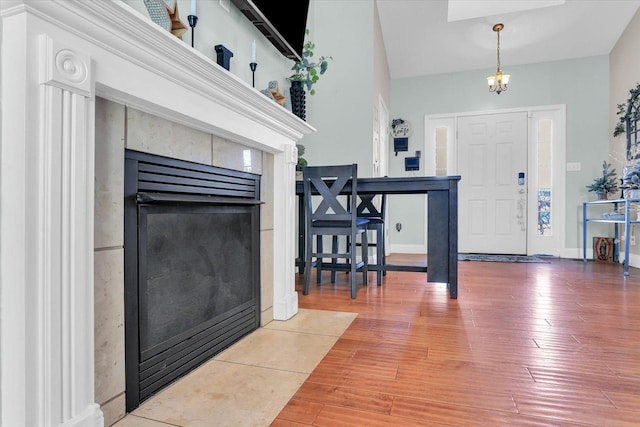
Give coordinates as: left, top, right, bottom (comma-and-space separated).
496, 27, 501, 71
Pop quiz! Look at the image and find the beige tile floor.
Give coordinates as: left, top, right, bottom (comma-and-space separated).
112, 308, 357, 427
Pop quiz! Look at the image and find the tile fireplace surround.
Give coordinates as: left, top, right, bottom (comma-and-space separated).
0, 1, 313, 426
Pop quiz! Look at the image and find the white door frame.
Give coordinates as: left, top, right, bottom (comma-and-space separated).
377, 95, 391, 255
377, 94, 390, 178
425, 105, 566, 256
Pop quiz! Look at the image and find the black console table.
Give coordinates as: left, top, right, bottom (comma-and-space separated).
296, 175, 461, 298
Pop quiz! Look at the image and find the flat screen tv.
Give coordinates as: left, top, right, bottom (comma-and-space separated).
231, 0, 309, 61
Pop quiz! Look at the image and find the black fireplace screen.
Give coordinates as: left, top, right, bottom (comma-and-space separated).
124, 150, 261, 411
139, 206, 254, 352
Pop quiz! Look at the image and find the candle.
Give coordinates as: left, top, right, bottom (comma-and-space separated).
190, 0, 197, 16
251, 40, 256, 63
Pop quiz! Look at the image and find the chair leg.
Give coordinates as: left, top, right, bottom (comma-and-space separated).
331, 235, 338, 283
380, 225, 386, 277
361, 230, 368, 287
304, 231, 313, 295
316, 235, 323, 284
349, 232, 357, 299
376, 224, 383, 285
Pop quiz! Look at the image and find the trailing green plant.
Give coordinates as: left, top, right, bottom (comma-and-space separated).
622, 161, 640, 189
296, 143, 307, 171
288, 29, 333, 95
586, 161, 619, 194
613, 82, 640, 137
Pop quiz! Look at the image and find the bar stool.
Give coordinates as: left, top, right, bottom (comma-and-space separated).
301, 164, 369, 298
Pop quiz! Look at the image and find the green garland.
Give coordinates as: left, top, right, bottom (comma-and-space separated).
613, 82, 640, 137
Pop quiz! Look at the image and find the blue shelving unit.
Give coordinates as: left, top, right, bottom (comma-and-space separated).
583, 198, 640, 276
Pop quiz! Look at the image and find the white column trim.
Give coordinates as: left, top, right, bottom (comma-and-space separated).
272, 144, 299, 320
37, 34, 103, 427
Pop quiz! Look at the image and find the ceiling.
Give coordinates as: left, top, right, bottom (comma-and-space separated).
376, 0, 640, 80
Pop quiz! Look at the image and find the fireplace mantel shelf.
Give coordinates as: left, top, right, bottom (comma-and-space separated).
8, 0, 315, 151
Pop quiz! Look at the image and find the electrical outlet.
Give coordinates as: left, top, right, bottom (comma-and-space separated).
632, 228, 636, 245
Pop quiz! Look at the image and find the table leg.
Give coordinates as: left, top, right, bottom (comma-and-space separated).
624, 200, 630, 276
582, 202, 587, 262
428, 190, 457, 298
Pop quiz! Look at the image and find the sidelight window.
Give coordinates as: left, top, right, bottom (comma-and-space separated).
536, 119, 553, 236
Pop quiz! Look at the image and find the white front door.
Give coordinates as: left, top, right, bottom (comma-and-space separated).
457, 112, 528, 254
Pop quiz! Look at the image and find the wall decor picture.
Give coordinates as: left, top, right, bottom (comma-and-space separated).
593, 237, 616, 262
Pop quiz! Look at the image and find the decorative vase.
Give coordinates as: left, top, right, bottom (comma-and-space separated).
289, 80, 306, 121
630, 189, 640, 200
597, 192, 608, 200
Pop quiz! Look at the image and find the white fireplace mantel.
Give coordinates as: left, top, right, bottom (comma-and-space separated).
0, 1, 313, 425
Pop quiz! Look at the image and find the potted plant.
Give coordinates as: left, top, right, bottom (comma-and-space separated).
296, 143, 307, 172
586, 161, 619, 200
288, 29, 333, 120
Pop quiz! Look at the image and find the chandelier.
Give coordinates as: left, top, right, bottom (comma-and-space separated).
487, 23, 510, 94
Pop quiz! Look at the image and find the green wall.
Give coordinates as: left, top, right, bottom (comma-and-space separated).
389, 55, 609, 249
121, 0, 612, 255
302, 0, 376, 177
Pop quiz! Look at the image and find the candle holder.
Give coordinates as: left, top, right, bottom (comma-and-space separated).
249, 62, 257, 88
188, 15, 198, 48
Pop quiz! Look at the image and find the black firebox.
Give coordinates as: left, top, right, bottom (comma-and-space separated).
124, 150, 261, 411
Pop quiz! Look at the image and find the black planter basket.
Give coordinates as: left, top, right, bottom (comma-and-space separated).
289, 81, 306, 121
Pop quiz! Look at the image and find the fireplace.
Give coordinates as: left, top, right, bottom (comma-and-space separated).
1, 1, 314, 425
123, 150, 261, 410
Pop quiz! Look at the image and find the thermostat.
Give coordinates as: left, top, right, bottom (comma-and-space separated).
405, 156, 419, 171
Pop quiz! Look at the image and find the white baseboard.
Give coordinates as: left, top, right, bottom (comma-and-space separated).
560, 247, 585, 260
61, 403, 103, 427
387, 243, 427, 254
562, 246, 640, 269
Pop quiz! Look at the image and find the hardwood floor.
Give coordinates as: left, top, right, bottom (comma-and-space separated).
271, 255, 640, 426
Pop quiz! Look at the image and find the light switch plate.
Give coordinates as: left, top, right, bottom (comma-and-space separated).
566, 162, 581, 171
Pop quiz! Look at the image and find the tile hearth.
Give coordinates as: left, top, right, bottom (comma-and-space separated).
112, 309, 357, 427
